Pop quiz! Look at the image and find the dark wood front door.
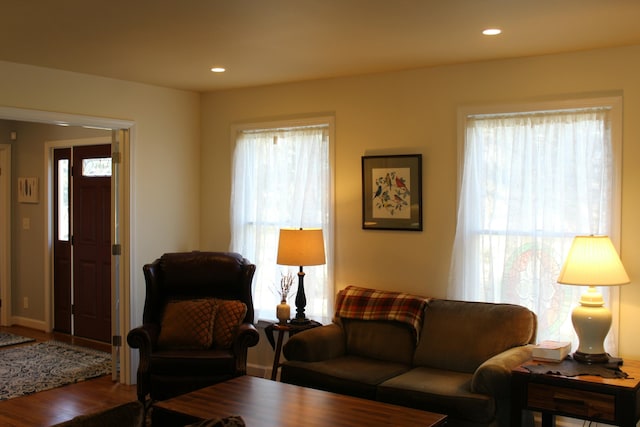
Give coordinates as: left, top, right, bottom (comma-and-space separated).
73, 144, 111, 343
53, 144, 111, 343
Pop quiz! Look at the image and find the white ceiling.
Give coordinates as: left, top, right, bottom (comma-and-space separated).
1, 0, 640, 92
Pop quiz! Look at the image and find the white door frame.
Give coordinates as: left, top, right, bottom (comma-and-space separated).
0, 106, 134, 384
0, 144, 11, 326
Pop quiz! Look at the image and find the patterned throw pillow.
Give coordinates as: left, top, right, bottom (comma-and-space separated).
212, 299, 248, 349
157, 299, 217, 349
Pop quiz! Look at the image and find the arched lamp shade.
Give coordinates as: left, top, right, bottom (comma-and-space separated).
557, 235, 630, 363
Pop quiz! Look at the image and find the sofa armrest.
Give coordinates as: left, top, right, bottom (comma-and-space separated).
126, 323, 160, 402
127, 323, 160, 355
283, 323, 346, 362
232, 323, 260, 374
471, 344, 534, 397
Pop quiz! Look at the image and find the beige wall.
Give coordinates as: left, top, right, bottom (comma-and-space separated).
201, 44, 640, 359
6, 122, 108, 320
0, 60, 201, 381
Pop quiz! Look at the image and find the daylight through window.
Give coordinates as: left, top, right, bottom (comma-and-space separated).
449, 100, 622, 352
229, 119, 334, 321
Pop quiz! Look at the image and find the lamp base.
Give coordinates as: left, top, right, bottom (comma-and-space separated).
573, 351, 610, 364
293, 268, 309, 325
573, 352, 623, 366
571, 286, 612, 364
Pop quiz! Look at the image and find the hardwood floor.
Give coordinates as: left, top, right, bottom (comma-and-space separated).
0, 325, 138, 427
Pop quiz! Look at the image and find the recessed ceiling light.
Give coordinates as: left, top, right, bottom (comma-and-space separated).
482, 28, 502, 36
210, 67, 226, 73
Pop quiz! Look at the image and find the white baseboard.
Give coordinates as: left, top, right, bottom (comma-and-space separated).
247, 363, 270, 379
10, 316, 47, 331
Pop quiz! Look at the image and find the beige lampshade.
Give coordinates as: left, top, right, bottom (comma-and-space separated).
557, 235, 630, 286
277, 228, 326, 267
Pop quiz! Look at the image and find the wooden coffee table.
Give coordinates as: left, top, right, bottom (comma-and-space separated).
153, 375, 447, 427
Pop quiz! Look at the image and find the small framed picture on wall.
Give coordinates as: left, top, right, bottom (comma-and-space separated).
361, 154, 422, 231
18, 177, 39, 203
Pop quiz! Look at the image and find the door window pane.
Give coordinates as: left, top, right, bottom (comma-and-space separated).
57, 159, 69, 241
82, 158, 112, 177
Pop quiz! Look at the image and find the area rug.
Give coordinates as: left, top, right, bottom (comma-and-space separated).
0, 332, 35, 348
0, 340, 111, 401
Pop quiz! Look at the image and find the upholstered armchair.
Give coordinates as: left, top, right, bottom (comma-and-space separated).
127, 251, 259, 403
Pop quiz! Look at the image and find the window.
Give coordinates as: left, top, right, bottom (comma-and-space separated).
450, 98, 622, 352
57, 159, 70, 241
230, 118, 334, 321
82, 157, 112, 177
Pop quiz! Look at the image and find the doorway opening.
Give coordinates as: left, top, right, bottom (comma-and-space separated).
0, 106, 133, 384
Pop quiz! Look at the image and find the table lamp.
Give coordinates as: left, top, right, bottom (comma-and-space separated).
557, 235, 630, 363
276, 228, 326, 324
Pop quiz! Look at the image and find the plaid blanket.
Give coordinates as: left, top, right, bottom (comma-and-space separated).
335, 285, 430, 343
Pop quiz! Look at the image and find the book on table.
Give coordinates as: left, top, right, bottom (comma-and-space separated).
532, 340, 571, 362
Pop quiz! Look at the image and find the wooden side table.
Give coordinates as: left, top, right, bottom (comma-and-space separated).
265, 320, 322, 380
511, 359, 640, 427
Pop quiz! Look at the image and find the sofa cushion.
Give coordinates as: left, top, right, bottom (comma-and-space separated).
281, 355, 411, 400
151, 348, 235, 375
377, 366, 495, 424
413, 299, 536, 373
158, 299, 217, 349
344, 319, 415, 364
212, 299, 247, 349
149, 348, 237, 400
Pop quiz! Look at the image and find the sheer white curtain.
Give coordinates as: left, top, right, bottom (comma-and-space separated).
230, 124, 332, 322
449, 107, 619, 351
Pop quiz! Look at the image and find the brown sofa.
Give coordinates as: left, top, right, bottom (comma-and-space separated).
280, 286, 537, 427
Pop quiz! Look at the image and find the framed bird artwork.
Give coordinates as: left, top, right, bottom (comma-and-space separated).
361, 154, 422, 231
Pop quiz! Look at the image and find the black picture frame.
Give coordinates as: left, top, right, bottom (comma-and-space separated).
361, 154, 423, 231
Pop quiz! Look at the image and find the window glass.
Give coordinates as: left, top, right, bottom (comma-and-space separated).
57, 159, 69, 241
82, 157, 111, 177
